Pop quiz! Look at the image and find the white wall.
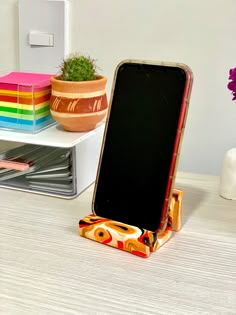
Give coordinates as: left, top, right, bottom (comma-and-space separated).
1, 0, 236, 175
0, 0, 19, 71
69, 0, 236, 175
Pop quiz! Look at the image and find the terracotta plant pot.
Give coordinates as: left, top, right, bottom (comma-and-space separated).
50, 75, 108, 132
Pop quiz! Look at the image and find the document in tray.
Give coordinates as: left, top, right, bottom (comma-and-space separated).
29, 180, 74, 193
0, 144, 72, 188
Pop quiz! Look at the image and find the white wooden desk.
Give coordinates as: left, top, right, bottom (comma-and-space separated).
0, 172, 235, 315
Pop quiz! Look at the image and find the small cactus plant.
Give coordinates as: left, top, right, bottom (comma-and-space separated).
60, 54, 97, 81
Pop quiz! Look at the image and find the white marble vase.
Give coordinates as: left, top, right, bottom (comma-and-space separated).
219, 148, 236, 200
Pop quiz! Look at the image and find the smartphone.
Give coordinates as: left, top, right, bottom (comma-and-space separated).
92, 60, 193, 232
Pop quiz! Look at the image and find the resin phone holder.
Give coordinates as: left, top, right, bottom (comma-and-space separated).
79, 189, 183, 258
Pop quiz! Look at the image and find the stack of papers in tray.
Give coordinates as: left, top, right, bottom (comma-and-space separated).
0, 144, 74, 195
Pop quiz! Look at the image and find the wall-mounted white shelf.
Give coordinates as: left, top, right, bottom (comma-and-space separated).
0, 122, 105, 198
0, 122, 105, 148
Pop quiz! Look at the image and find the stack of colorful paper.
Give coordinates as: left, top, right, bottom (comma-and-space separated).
0, 72, 55, 132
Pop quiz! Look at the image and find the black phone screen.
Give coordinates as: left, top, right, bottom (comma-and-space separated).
94, 62, 187, 232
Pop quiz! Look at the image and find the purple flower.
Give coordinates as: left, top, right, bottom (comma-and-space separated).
228, 81, 236, 91
229, 68, 236, 80
228, 67, 236, 101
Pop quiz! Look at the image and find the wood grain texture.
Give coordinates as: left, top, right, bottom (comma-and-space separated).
0, 172, 235, 315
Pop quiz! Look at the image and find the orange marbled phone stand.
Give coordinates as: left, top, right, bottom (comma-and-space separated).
78, 59, 192, 258
79, 189, 182, 258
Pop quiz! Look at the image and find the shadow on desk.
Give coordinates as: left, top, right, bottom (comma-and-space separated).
177, 184, 207, 227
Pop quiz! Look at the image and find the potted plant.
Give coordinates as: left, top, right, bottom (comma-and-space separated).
50, 53, 108, 132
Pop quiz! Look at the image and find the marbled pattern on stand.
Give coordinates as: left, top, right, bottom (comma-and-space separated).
79, 189, 183, 258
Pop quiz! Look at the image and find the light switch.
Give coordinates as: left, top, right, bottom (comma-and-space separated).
19, 0, 68, 73
29, 32, 54, 47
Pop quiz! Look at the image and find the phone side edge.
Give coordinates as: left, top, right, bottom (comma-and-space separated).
158, 64, 193, 233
